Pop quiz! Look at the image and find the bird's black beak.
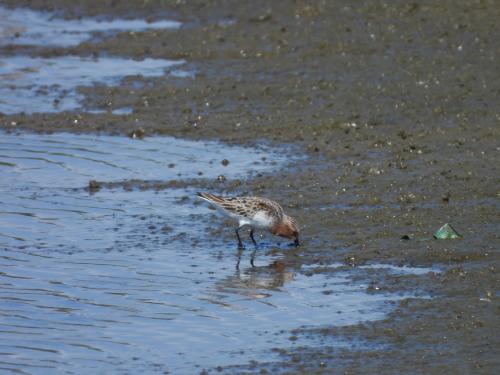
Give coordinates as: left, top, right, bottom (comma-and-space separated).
294, 236, 300, 247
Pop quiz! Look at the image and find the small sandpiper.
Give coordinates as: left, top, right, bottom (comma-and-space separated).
197, 192, 300, 248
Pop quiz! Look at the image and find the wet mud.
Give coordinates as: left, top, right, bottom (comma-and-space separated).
1, 0, 499, 374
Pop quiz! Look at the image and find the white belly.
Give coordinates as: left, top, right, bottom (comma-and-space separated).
241, 210, 274, 229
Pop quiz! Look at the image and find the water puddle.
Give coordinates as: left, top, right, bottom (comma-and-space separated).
0, 5, 186, 115
302, 262, 436, 276
0, 56, 185, 114
111, 106, 134, 115
0, 6, 181, 47
87, 106, 135, 116
0, 132, 434, 373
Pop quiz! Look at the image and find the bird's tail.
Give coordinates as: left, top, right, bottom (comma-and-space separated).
196, 192, 225, 205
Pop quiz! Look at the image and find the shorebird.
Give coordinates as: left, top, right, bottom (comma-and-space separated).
197, 192, 300, 249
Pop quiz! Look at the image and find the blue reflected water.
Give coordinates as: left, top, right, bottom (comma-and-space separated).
0, 133, 434, 373
0, 6, 180, 47
0, 56, 184, 114
0, 5, 186, 115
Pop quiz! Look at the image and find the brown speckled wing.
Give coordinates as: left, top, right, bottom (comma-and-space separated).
220, 198, 251, 218
250, 197, 284, 220
198, 193, 284, 221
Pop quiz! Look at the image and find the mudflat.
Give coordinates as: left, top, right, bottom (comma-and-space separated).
1, 1, 498, 373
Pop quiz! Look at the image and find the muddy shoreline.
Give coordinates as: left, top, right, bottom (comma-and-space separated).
1, 0, 499, 373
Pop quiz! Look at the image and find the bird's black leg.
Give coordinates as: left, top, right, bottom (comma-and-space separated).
249, 228, 258, 247
235, 227, 244, 249
294, 236, 300, 247
236, 248, 243, 270
250, 249, 256, 267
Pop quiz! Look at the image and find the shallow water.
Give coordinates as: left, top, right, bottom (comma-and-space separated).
0, 56, 185, 114
87, 106, 135, 115
0, 6, 186, 115
0, 132, 434, 374
0, 6, 180, 47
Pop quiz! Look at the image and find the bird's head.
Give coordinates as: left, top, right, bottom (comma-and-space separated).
273, 215, 300, 246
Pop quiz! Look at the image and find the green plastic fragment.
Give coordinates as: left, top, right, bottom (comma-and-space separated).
433, 223, 461, 239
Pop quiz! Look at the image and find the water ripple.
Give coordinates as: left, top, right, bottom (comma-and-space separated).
0, 132, 434, 374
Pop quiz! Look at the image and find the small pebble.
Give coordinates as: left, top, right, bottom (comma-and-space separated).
129, 128, 146, 139
88, 180, 101, 192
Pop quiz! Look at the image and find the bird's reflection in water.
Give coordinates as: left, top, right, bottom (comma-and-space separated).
214, 254, 295, 300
